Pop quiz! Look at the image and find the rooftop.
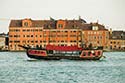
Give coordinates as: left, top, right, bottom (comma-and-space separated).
110, 31, 125, 40
9, 18, 108, 30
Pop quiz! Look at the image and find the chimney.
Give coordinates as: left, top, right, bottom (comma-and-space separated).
109, 28, 112, 35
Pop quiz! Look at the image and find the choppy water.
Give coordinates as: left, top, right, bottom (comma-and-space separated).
0, 52, 125, 83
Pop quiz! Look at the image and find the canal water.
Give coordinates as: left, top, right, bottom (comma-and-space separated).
0, 52, 125, 83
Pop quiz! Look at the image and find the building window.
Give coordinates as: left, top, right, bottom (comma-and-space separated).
15, 29, 20, 32
43, 41, 46, 43
94, 36, 96, 39
99, 36, 102, 39
27, 35, 30, 37
31, 41, 34, 43
40, 35, 42, 37
35, 29, 38, 31
70, 40, 73, 42
39, 29, 42, 31
23, 29, 26, 32
73, 31, 76, 33
14, 35, 20, 37
27, 40, 30, 43
61, 40, 64, 42
22, 41, 26, 43
9, 35, 13, 37
117, 42, 119, 44
31, 35, 33, 37
92, 26, 98, 30
14, 41, 20, 43
74, 40, 76, 42
58, 24, 63, 28
9, 41, 13, 43
27, 29, 30, 32
114, 42, 116, 44
70, 35, 76, 37
24, 22, 28, 27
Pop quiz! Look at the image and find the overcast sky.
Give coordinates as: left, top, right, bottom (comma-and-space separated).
0, 0, 125, 33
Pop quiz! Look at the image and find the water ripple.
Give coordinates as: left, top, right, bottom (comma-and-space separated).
0, 52, 125, 83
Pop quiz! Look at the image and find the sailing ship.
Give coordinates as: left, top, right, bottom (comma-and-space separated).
18, 43, 103, 60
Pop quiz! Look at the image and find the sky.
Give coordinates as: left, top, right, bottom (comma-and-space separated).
0, 0, 125, 33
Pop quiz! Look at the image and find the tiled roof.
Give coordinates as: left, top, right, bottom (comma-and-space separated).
9, 20, 22, 27
111, 31, 125, 40
0, 33, 6, 37
31, 20, 56, 29
9, 19, 56, 29
65, 21, 107, 30
9, 18, 107, 30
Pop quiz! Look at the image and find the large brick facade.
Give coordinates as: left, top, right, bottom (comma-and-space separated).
9, 18, 109, 51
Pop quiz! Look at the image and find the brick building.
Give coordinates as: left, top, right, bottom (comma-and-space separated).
9, 17, 109, 51
0, 33, 8, 50
109, 31, 125, 50
57, 20, 109, 49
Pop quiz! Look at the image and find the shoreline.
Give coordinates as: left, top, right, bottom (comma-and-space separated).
103, 50, 125, 52
0, 50, 125, 52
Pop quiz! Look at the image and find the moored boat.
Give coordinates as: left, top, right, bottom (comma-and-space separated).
18, 44, 103, 60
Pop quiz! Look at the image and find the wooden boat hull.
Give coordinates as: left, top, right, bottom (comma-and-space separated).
27, 54, 102, 60
26, 49, 103, 60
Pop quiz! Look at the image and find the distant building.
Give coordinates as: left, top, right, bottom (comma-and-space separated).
109, 30, 125, 50
9, 18, 108, 51
0, 33, 6, 50
81, 23, 109, 49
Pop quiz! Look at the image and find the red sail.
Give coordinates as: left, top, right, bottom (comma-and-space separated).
46, 44, 83, 51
